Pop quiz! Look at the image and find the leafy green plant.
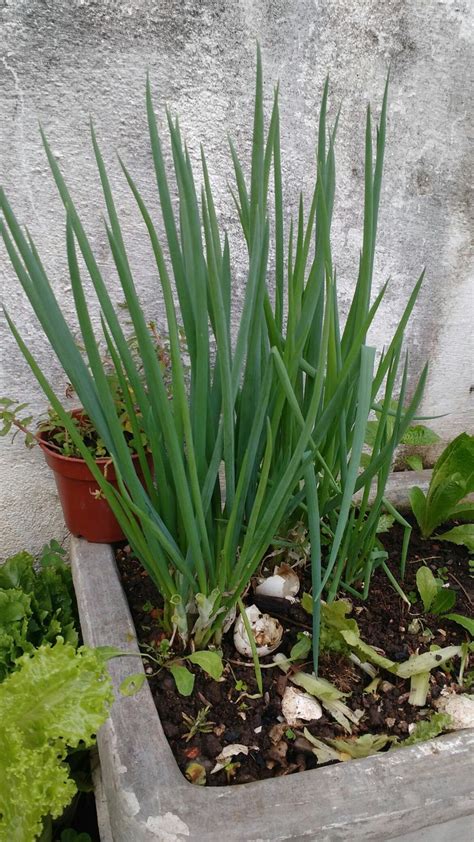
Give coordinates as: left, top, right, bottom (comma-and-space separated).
401, 423, 440, 471
0, 639, 113, 842
139, 638, 223, 696
415, 566, 456, 614
1, 380, 147, 460
411, 568, 474, 636
1, 49, 426, 675
0, 543, 77, 680
1, 321, 175, 459
302, 595, 467, 705
410, 433, 474, 542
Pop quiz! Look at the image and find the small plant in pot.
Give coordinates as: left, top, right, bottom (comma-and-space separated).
0, 360, 164, 542
0, 323, 177, 542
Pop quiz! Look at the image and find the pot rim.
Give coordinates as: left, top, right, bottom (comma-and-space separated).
37, 408, 144, 466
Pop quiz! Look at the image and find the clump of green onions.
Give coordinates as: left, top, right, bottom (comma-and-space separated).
0, 48, 425, 668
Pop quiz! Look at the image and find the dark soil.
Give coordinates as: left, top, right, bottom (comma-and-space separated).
115, 519, 473, 787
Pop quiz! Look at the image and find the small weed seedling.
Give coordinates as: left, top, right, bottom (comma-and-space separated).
182, 706, 215, 742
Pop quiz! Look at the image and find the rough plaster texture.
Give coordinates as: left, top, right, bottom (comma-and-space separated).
1, 0, 473, 558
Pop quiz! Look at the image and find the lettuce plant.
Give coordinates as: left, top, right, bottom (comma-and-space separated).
0, 543, 77, 680
410, 433, 474, 543
1, 49, 425, 665
0, 640, 113, 842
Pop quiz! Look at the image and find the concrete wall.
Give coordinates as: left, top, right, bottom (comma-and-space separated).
1, 0, 473, 559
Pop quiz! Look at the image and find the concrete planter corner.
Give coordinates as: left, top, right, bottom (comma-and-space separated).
71, 473, 474, 841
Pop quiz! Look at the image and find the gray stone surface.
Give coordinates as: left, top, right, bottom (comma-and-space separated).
90, 748, 114, 842
71, 537, 474, 842
358, 467, 474, 510
1, 1, 473, 558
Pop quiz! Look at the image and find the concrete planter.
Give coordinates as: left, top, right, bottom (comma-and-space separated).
70, 471, 474, 841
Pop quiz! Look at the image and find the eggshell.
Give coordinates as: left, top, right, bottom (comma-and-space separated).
234, 604, 283, 657
281, 686, 323, 726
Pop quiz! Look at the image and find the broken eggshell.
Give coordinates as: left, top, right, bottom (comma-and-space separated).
281, 686, 323, 727
255, 564, 300, 601
233, 604, 284, 657
434, 691, 474, 730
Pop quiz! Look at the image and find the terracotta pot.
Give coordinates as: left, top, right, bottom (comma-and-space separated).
38, 410, 149, 543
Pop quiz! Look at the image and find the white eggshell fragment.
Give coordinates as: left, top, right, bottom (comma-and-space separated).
281, 686, 323, 726
211, 743, 258, 773
233, 604, 283, 657
255, 564, 300, 600
435, 691, 474, 730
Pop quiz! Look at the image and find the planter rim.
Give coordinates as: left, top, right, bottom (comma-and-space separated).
71, 524, 474, 841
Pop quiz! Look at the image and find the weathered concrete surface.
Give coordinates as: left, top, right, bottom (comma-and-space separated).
1, 1, 473, 557
71, 537, 474, 842
90, 748, 114, 842
357, 468, 474, 510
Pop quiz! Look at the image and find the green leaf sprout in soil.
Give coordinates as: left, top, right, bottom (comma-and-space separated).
140, 639, 224, 697
416, 566, 456, 614
1, 47, 428, 676
414, 565, 473, 637
182, 705, 215, 742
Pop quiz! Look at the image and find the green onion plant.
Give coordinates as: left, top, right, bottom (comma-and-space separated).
0, 48, 426, 667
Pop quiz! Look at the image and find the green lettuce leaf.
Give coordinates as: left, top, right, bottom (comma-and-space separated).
289, 670, 345, 701
0, 590, 34, 680
443, 614, 474, 636
416, 566, 438, 612
0, 549, 78, 679
406, 454, 423, 472
438, 524, 474, 553
302, 598, 359, 655
394, 712, 453, 748
0, 640, 113, 842
326, 732, 394, 758
411, 433, 474, 537
169, 663, 195, 696
187, 650, 223, 680
303, 728, 393, 762
0, 551, 35, 590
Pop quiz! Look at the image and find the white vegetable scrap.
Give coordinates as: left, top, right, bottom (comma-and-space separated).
281, 686, 323, 727
233, 604, 283, 657
434, 691, 474, 730
255, 564, 300, 600
211, 743, 259, 774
